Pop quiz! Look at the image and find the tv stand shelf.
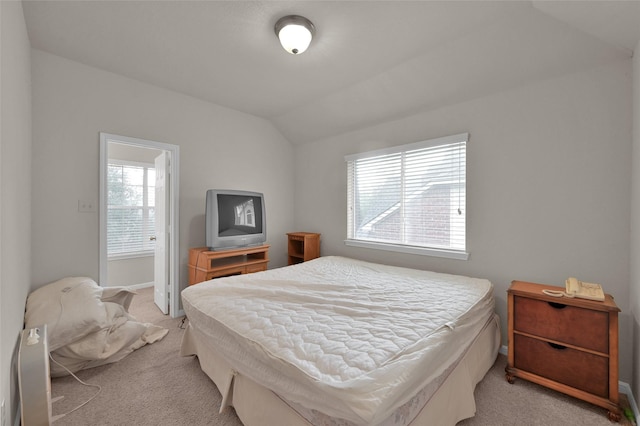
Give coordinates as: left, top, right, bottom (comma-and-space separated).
188, 244, 269, 285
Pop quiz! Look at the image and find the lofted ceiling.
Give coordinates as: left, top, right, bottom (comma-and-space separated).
22, 1, 640, 144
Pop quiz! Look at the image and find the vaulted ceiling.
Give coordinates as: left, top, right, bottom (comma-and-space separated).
22, 1, 640, 144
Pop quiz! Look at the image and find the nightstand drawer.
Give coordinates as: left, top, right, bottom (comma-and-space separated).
514, 334, 609, 398
514, 296, 609, 353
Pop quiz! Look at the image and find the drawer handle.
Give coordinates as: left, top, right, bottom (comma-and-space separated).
548, 302, 567, 309
548, 342, 567, 350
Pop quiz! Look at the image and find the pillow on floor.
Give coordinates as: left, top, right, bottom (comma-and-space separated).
24, 277, 107, 351
49, 301, 168, 377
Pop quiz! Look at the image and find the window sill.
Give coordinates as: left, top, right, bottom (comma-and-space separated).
344, 239, 469, 260
108, 251, 154, 261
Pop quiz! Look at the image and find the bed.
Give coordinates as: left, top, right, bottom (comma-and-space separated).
180, 256, 500, 426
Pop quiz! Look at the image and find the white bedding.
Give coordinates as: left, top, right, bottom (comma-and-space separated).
182, 256, 495, 425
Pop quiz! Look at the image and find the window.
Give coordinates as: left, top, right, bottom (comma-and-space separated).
345, 133, 468, 260
107, 160, 155, 258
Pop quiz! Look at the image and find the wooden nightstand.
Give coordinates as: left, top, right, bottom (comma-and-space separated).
505, 280, 621, 421
287, 232, 320, 265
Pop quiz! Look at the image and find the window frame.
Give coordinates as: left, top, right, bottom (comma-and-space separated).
344, 133, 469, 260
106, 159, 156, 260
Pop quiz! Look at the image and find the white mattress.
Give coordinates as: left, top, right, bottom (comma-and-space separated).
181, 256, 495, 425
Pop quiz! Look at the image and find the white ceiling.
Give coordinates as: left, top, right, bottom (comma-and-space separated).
22, 1, 640, 144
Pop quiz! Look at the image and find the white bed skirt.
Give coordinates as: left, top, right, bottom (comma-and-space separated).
181, 313, 501, 426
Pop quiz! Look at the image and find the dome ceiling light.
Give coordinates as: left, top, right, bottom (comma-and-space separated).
274, 15, 315, 55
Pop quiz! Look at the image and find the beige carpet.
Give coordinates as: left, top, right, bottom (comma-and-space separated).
51, 287, 633, 425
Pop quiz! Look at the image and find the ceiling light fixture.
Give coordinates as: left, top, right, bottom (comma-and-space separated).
274, 15, 315, 55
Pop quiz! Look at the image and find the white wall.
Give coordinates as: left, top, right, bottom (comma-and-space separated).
108, 256, 154, 288
0, 1, 32, 423
294, 59, 634, 381
631, 38, 640, 403
31, 49, 294, 298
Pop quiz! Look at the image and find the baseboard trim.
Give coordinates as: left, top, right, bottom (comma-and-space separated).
106, 281, 154, 291
499, 345, 638, 421
619, 382, 639, 422
116, 282, 183, 317
499, 344, 508, 356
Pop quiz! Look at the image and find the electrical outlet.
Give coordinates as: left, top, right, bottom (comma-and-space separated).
78, 199, 96, 213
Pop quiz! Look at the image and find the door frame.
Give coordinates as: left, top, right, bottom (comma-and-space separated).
153, 151, 170, 314
99, 132, 182, 317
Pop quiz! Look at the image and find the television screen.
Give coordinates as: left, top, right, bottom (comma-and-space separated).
217, 194, 263, 236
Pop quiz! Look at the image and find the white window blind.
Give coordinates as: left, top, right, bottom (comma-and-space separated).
107, 161, 156, 257
345, 133, 467, 259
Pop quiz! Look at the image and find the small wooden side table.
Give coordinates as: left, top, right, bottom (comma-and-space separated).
287, 232, 320, 265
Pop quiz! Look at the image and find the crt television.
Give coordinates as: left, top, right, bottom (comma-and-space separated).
205, 189, 266, 250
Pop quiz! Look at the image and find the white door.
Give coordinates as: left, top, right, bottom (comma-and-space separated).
154, 152, 170, 314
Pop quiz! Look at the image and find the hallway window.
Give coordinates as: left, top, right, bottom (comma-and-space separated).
107, 160, 155, 258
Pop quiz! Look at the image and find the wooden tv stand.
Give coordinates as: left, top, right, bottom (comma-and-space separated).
188, 244, 269, 285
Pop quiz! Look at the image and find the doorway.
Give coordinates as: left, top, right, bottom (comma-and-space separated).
99, 133, 181, 317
